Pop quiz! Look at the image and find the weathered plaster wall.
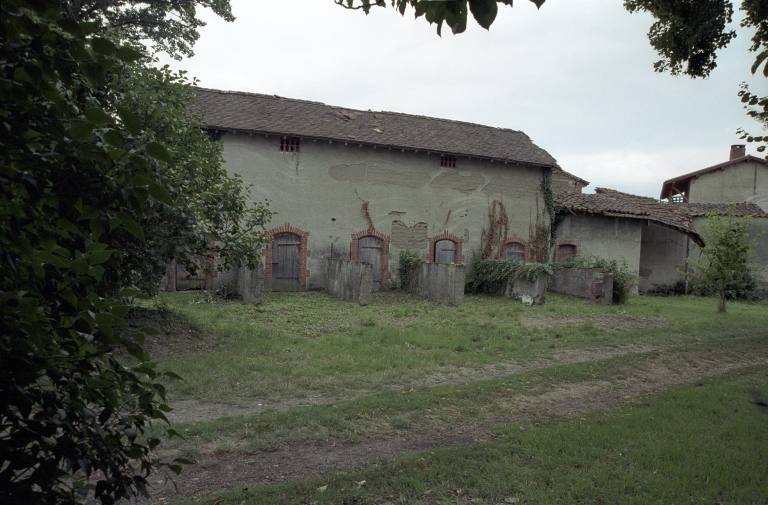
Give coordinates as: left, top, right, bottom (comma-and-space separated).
548, 268, 614, 304
689, 160, 768, 209
220, 133, 549, 289
638, 224, 688, 292
506, 275, 548, 305
552, 173, 583, 195
407, 262, 465, 306
554, 214, 643, 279
325, 258, 373, 305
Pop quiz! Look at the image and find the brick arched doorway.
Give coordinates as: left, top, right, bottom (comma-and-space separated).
264, 224, 310, 291
351, 230, 391, 292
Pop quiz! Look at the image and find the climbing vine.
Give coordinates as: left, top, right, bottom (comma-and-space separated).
540, 172, 558, 262
361, 201, 375, 231
480, 200, 509, 259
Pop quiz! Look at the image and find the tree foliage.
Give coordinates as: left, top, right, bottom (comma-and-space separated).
336, 0, 545, 36
62, 0, 235, 59
624, 0, 738, 78
623, 0, 768, 156
0, 0, 269, 503
687, 205, 764, 312
100, 63, 273, 296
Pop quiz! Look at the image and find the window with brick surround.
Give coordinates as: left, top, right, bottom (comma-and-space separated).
504, 242, 525, 261
440, 154, 457, 168
280, 137, 300, 153
556, 243, 577, 262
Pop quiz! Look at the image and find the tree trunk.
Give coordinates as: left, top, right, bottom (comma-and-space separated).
718, 285, 726, 313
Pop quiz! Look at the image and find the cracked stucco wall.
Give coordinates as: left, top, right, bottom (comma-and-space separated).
219, 132, 549, 289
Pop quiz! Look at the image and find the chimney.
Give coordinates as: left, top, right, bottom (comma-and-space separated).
730, 144, 745, 160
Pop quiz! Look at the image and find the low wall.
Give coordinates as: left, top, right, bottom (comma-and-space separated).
407, 262, 465, 306
548, 267, 614, 305
326, 258, 373, 306
506, 274, 548, 305
234, 264, 265, 305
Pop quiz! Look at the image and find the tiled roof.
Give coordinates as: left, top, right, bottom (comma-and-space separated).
555, 188, 704, 245
660, 155, 766, 200
673, 202, 768, 218
553, 167, 589, 187
194, 88, 559, 168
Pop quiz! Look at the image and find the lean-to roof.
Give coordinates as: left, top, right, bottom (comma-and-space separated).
194, 88, 559, 168
556, 188, 704, 245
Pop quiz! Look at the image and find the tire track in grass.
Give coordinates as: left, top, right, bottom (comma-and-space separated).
141, 346, 768, 503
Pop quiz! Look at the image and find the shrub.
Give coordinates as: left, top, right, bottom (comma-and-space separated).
398, 250, 421, 289
465, 256, 553, 295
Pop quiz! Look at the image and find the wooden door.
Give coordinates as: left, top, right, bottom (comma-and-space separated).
434, 239, 456, 263
358, 236, 383, 292
272, 233, 300, 292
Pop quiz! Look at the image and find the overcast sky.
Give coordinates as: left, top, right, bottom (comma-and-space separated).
158, 0, 765, 198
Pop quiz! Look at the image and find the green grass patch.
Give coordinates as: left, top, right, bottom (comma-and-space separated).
144, 292, 768, 404
173, 365, 768, 504
161, 332, 768, 454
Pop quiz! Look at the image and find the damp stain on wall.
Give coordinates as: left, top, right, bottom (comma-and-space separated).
329, 164, 429, 189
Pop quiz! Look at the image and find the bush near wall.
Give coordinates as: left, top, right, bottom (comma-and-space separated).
465, 257, 553, 295
648, 273, 759, 301
466, 254, 636, 304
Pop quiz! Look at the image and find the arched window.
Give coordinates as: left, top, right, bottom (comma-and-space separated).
434, 239, 457, 263
504, 242, 525, 261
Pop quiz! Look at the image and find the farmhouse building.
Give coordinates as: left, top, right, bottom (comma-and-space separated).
194, 88, 560, 291
554, 188, 704, 293
658, 147, 768, 295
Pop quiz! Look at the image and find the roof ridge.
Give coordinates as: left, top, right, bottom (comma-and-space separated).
594, 187, 659, 201
196, 87, 327, 106
196, 87, 523, 134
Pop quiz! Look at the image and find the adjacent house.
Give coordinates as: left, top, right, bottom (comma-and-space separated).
554, 188, 704, 293
193, 88, 560, 291
658, 147, 768, 295
660, 145, 768, 210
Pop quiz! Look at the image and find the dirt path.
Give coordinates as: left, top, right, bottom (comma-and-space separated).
165, 344, 659, 424
141, 347, 768, 503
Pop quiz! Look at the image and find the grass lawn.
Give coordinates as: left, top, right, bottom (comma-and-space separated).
174, 366, 768, 505
130, 291, 768, 504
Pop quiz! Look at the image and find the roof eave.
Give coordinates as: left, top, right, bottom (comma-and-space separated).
205, 125, 560, 169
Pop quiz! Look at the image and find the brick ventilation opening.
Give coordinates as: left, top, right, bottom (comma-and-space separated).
440, 154, 457, 168
280, 137, 301, 153
556, 243, 578, 262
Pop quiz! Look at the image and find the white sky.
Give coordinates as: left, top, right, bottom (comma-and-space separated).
158, 0, 766, 199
